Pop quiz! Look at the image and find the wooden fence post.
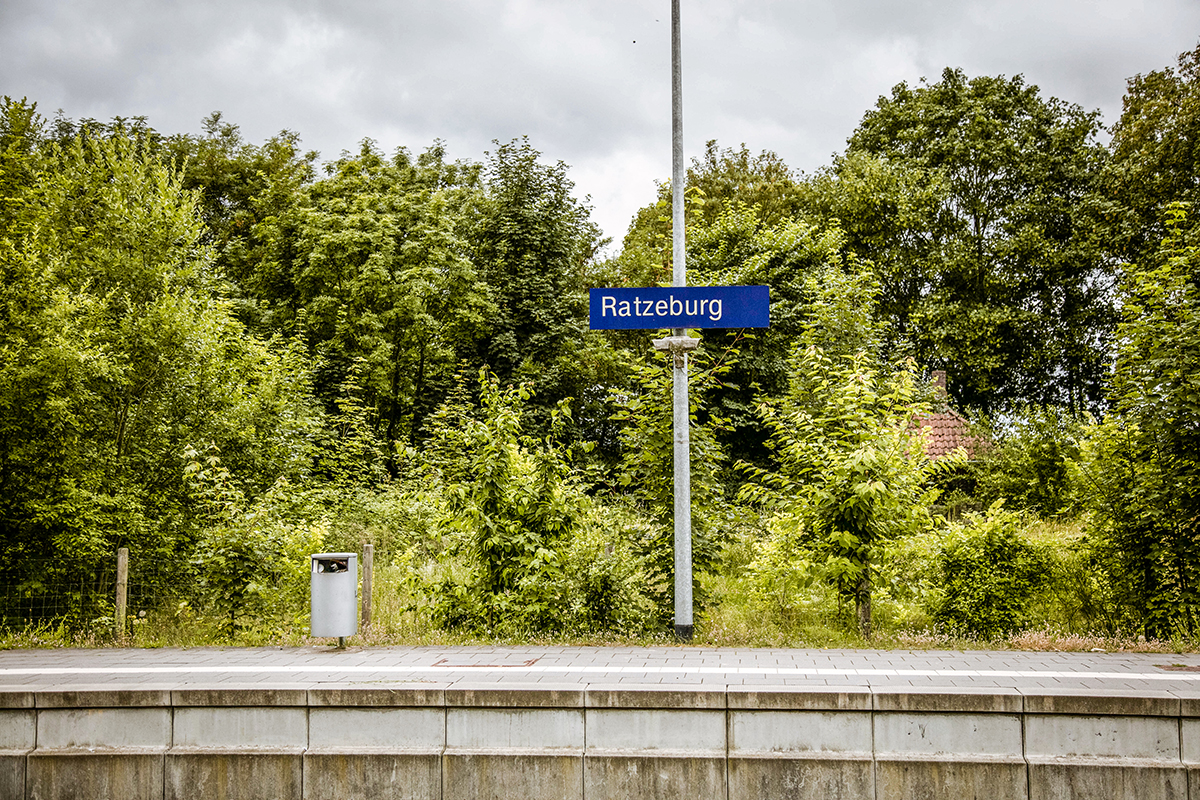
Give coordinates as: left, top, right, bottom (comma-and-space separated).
362, 543, 373, 631
115, 547, 128, 643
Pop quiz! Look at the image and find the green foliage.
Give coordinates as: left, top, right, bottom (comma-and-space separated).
845, 68, 1111, 413
0, 102, 321, 631
1105, 45, 1200, 262
685, 204, 855, 466
163, 111, 318, 313
1031, 523, 1126, 636
555, 505, 659, 634
184, 445, 326, 639
971, 406, 1082, 518
616, 140, 801, 289
741, 346, 957, 636
470, 138, 605, 433
931, 503, 1051, 638
796, 151, 947, 356
452, 373, 579, 613
610, 344, 734, 623
740, 266, 962, 636
683, 141, 804, 229
313, 357, 387, 487
418, 369, 655, 635
1078, 205, 1200, 638
612, 346, 732, 519
11, 55, 1200, 649
257, 140, 491, 464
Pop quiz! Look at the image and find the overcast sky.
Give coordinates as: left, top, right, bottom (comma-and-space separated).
3, 0, 1199, 248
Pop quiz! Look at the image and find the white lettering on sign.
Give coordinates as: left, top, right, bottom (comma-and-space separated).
599, 294, 723, 322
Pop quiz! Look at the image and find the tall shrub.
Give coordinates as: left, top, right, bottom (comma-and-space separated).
739, 265, 962, 637
1078, 205, 1200, 638
932, 503, 1051, 638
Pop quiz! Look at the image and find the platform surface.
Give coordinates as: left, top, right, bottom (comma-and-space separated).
4, 645, 1200, 695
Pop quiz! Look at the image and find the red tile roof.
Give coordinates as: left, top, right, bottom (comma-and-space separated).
913, 410, 984, 460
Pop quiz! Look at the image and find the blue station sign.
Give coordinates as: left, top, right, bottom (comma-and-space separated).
589, 285, 770, 330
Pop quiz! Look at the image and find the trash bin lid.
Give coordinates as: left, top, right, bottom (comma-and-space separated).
312, 552, 357, 573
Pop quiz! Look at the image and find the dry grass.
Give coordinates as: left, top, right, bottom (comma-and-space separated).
4, 617, 1197, 653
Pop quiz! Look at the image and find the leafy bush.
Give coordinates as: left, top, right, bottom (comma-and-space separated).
416, 369, 658, 635
972, 406, 1082, 517
739, 263, 962, 637
184, 446, 326, 639
931, 503, 1051, 638
1075, 206, 1200, 638
610, 346, 733, 624
1025, 521, 1126, 636
740, 344, 960, 636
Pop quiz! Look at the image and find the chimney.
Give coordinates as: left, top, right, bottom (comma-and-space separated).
931, 370, 948, 399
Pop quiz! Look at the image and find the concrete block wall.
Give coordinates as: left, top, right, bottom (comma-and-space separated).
2, 684, 1199, 799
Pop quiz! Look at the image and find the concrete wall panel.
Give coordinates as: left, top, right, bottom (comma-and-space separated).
0, 709, 35, 750
173, 707, 307, 750
27, 752, 163, 800
873, 712, 1025, 800
10, 684, 1200, 800
876, 759, 1027, 800
166, 752, 302, 800
0, 754, 25, 800
1180, 718, 1200, 763
37, 708, 169, 751
444, 753, 581, 800
585, 754, 725, 800
1029, 762, 1187, 800
1025, 714, 1180, 760
729, 709, 871, 755
446, 708, 582, 751
874, 712, 1022, 757
728, 755, 872, 800
587, 709, 725, 754
309, 708, 444, 750
303, 752, 441, 800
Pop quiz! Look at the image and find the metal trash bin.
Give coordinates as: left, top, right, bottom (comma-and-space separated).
310, 552, 358, 642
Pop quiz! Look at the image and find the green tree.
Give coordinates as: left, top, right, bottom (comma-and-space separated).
685, 203, 856, 467
739, 266, 960, 636
0, 102, 319, 625
616, 141, 801, 289
257, 140, 491, 468
797, 151, 948, 356
610, 344, 733, 623
1078, 205, 1200, 638
163, 112, 318, 325
1105, 45, 1200, 263
846, 68, 1111, 413
469, 138, 606, 435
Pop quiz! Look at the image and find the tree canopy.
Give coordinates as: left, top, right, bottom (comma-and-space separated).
842, 68, 1111, 413
5, 44, 1200, 642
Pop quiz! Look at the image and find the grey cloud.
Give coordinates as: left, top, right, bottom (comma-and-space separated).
2, 0, 1198, 240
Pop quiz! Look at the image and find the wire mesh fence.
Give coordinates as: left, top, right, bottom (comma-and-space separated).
0, 554, 190, 632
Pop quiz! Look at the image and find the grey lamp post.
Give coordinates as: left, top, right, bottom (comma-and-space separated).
669, 0, 692, 642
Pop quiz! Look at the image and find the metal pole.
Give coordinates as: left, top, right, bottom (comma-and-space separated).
115, 547, 128, 643
671, 0, 693, 642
